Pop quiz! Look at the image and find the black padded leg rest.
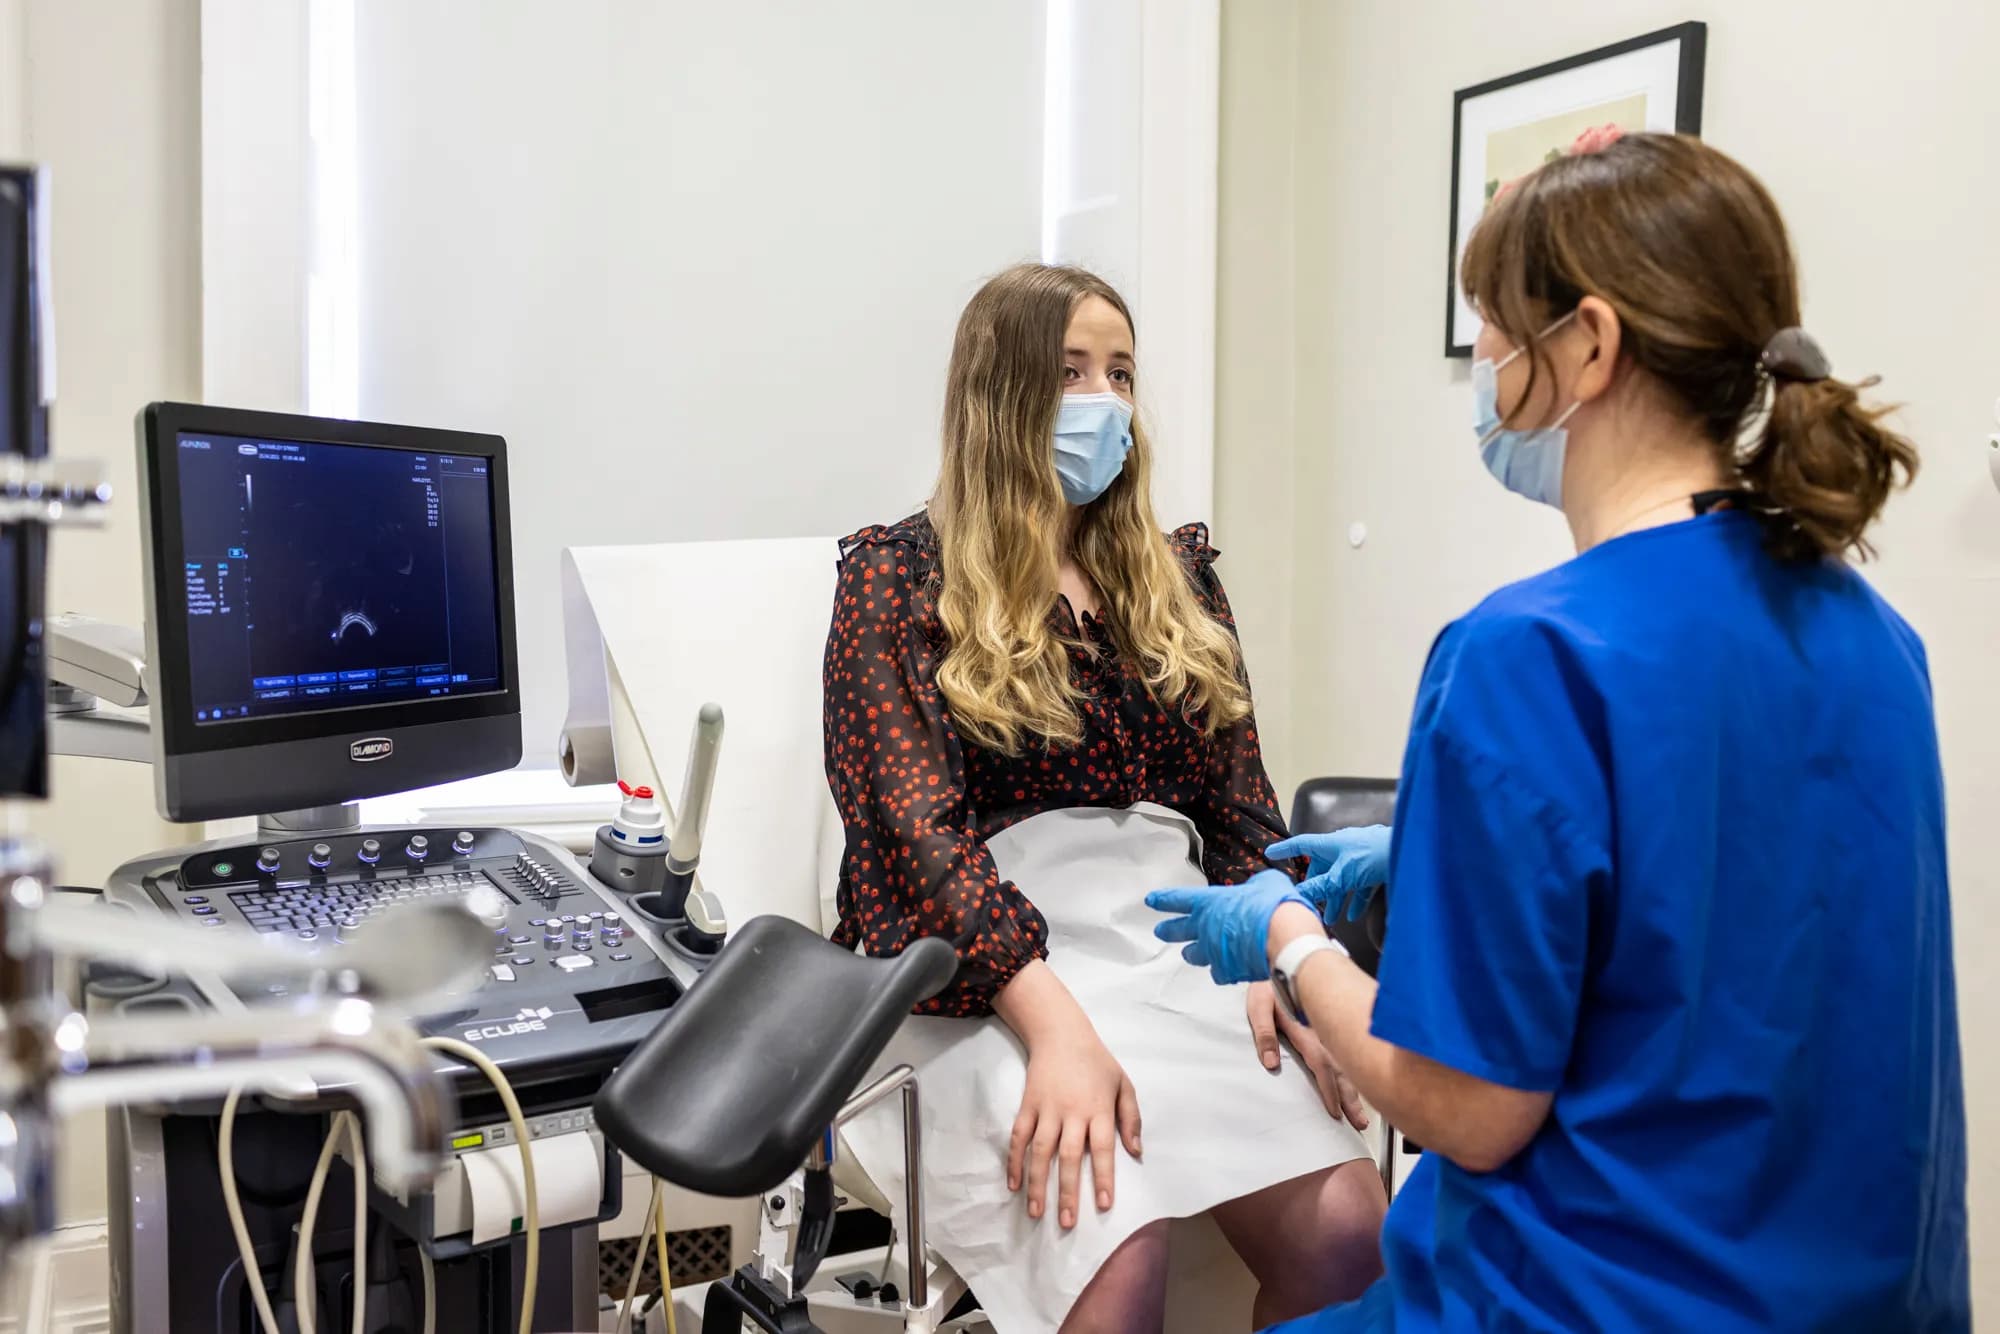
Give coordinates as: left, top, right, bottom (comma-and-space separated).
594, 915, 955, 1198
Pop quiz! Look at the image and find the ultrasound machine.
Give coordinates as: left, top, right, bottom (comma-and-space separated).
37, 402, 956, 1333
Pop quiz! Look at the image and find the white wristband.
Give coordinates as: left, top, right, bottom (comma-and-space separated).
1273, 931, 1348, 975
1270, 932, 1349, 1025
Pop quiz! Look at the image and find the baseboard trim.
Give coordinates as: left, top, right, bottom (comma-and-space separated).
0, 1219, 111, 1334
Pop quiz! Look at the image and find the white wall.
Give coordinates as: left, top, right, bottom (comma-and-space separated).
200, 1, 1234, 773
1216, 0, 2000, 1315
0, 1, 22, 154
202, 0, 1051, 765
1214, 0, 1300, 794
1048, 0, 1224, 538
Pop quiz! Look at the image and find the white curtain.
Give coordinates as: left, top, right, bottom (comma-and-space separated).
201, 0, 1216, 768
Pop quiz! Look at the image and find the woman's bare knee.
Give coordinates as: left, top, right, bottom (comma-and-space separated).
1059, 1220, 1172, 1334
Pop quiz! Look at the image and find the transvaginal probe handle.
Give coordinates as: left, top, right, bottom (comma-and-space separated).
666, 703, 723, 877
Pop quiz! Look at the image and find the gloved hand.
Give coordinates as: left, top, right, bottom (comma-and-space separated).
1267, 824, 1392, 923
1147, 869, 1307, 986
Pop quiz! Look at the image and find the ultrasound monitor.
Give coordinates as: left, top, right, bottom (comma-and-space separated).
139, 403, 521, 822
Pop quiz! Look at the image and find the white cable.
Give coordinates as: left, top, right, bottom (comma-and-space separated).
295, 1110, 365, 1334
347, 1113, 367, 1334
220, 1093, 370, 1334
876, 1225, 897, 1288
617, 1178, 661, 1334
217, 1038, 537, 1334
420, 1036, 538, 1334
292, 1112, 341, 1334
652, 1179, 679, 1334
418, 1245, 435, 1334
218, 1088, 284, 1334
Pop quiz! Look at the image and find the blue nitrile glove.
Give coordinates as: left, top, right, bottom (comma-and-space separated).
1267, 825, 1392, 923
1146, 869, 1307, 986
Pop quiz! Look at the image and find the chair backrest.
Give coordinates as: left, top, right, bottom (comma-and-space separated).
1288, 777, 1396, 977
566, 536, 848, 935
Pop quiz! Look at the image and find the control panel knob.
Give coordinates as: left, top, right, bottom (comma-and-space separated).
452, 830, 476, 857
600, 911, 624, 945
255, 847, 282, 875
569, 919, 592, 941
308, 842, 333, 871
405, 835, 430, 862
357, 838, 382, 865
542, 919, 564, 946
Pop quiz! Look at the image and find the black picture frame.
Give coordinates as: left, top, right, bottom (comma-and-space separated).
1445, 21, 1707, 357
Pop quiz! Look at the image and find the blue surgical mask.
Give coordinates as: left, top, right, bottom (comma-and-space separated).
1052, 392, 1134, 506
1472, 312, 1580, 508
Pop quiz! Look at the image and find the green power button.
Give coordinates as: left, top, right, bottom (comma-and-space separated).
212, 861, 234, 877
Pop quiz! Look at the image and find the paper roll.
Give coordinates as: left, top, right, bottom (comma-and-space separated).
558, 723, 616, 787
461, 1130, 604, 1245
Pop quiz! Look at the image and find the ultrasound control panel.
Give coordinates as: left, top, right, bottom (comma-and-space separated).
105, 826, 693, 1088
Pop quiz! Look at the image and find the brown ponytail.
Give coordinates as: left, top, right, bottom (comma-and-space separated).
1741, 374, 1918, 562
1460, 133, 1917, 562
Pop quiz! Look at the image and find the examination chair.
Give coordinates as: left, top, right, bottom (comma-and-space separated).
594, 915, 957, 1333
1288, 776, 1419, 1192
565, 534, 1272, 1327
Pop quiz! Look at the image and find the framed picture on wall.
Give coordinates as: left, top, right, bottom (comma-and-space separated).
1445, 22, 1707, 357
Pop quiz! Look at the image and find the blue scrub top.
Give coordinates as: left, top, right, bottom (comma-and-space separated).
1281, 511, 1967, 1333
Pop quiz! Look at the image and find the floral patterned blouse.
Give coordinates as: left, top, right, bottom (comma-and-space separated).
821, 511, 1297, 1016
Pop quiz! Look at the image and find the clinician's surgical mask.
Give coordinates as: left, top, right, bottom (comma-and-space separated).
1472, 312, 1580, 508
1053, 392, 1134, 506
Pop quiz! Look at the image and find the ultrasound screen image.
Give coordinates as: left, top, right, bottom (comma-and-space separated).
174, 430, 502, 726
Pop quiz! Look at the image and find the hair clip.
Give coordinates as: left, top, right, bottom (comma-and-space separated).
1568, 124, 1625, 155
1759, 327, 1832, 382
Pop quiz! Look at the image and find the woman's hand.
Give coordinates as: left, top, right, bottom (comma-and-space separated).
994, 962, 1142, 1229
1273, 996, 1372, 1132
1247, 981, 1283, 1071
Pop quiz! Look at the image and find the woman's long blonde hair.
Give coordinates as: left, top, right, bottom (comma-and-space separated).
929, 263, 1250, 755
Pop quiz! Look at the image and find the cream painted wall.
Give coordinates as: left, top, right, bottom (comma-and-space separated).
0, 2, 23, 154
1216, 0, 1998, 1317
5, 0, 204, 1224
7, 0, 204, 870
1215, 0, 1302, 797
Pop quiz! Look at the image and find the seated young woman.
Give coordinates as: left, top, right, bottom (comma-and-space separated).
820, 263, 1387, 1334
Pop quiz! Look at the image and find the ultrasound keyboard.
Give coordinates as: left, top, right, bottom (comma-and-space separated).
217, 852, 589, 948
106, 825, 694, 1085
228, 866, 492, 940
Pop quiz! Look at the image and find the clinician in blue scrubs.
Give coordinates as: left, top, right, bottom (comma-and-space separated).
1150, 131, 1968, 1331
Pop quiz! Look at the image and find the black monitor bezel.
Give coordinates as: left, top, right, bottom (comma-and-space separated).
139, 401, 520, 760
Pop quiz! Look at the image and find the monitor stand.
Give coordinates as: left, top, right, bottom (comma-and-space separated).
257, 804, 362, 839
